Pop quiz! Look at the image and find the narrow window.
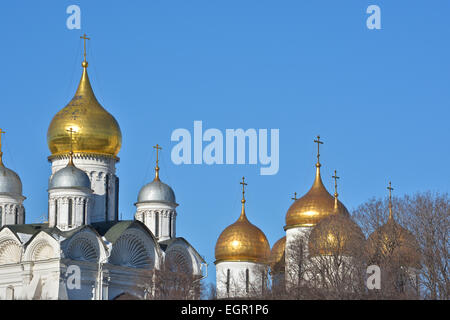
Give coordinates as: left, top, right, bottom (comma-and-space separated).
82, 199, 86, 225
55, 200, 58, 226
115, 176, 119, 221
168, 212, 172, 238
246, 269, 249, 293
155, 211, 159, 238
14, 207, 18, 224
105, 174, 109, 221
68, 199, 73, 227
0, 206, 3, 226
226, 269, 230, 294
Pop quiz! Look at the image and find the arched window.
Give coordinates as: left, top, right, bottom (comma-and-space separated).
14, 207, 18, 224
5, 286, 14, 300
68, 199, 73, 227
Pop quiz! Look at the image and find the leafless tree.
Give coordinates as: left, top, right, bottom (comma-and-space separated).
353, 192, 449, 300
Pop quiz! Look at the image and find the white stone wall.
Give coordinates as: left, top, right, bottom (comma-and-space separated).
216, 261, 268, 299
48, 188, 92, 230
0, 194, 25, 226
284, 226, 311, 288
50, 154, 118, 223
135, 202, 177, 241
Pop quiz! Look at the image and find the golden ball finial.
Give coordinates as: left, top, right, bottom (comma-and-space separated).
82, 61, 88, 68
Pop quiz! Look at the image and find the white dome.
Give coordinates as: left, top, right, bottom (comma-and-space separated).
49, 164, 91, 190
0, 164, 22, 195
137, 179, 175, 204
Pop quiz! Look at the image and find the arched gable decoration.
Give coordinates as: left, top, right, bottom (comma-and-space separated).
0, 227, 23, 264
107, 221, 160, 269
24, 231, 60, 261
62, 226, 106, 262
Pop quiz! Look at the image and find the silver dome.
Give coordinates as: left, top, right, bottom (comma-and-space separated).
49, 164, 91, 190
0, 164, 22, 195
138, 179, 176, 203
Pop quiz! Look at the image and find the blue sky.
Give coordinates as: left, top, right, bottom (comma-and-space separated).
0, 1, 449, 285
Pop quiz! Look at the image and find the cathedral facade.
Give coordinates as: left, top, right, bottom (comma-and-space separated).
0, 45, 205, 300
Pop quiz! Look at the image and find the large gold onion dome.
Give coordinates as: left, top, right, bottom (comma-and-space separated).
285, 136, 349, 230
215, 178, 270, 264
367, 183, 421, 268
47, 45, 122, 158
269, 236, 286, 273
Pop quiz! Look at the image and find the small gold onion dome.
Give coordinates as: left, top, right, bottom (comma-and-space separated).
215, 184, 270, 264
308, 214, 365, 257
285, 164, 349, 229
367, 216, 421, 268
47, 62, 122, 157
269, 236, 286, 273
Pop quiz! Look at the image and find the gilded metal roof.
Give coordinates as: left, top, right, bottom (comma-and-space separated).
285, 164, 349, 229
47, 63, 122, 157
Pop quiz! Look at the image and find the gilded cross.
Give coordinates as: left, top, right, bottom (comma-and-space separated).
314, 135, 324, 164
291, 192, 298, 201
240, 176, 248, 201
387, 181, 394, 219
66, 127, 76, 154
332, 170, 340, 196
80, 33, 90, 62
0, 128, 5, 153
387, 181, 394, 201
153, 144, 162, 168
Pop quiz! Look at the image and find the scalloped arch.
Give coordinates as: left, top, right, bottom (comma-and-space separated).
0, 240, 22, 264
110, 233, 154, 269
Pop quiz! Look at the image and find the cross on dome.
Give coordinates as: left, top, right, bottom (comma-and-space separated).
153, 144, 162, 180
80, 33, 90, 67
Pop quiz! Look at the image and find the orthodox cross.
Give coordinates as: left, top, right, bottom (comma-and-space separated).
66, 127, 76, 164
332, 170, 340, 198
314, 135, 323, 165
387, 181, 394, 219
0, 128, 5, 164
0, 128, 5, 152
240, 176, 247, 202
153, 144, 162, 169
291, 192, 298, 201
80, 33, 90, 63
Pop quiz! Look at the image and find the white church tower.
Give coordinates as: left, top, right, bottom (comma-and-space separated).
48, 146, 93, 230
214, 177, 270, 299
46, 34, 121, 224
0, 129, 26, 226
134, 144, 178, 241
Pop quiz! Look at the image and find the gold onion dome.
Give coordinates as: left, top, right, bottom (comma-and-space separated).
47, 42, 122, 158
308, 214, 365, 257
367, 183, 421, 268
269, 236, 286, 273
285, 137, 349, 230
215, 178, 270, 264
